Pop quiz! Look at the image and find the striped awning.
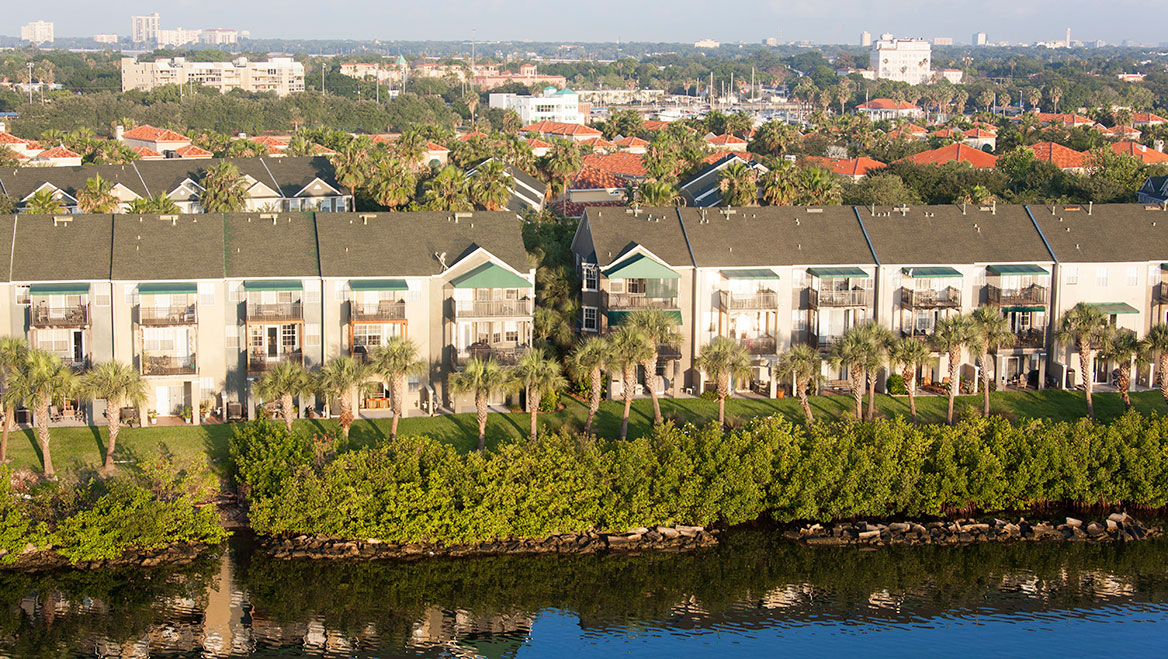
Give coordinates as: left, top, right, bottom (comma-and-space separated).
720, 268, 780, 280
902, 266, 962, 278
138, 282, 197, 295
987, 264, 1050, 276
806, 267, 868, 279
29, 283, 90, 295
243, 280, 303, 292
1089, 302, 1139, 315
349, 279, 408, 292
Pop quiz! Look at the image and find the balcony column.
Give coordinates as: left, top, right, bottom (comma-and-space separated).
994, 354, 1006, 390
191, 381, 201, 426
1038, 354, 1047, 390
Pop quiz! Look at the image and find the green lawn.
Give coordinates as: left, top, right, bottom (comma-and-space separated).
7, 389, 1166, 477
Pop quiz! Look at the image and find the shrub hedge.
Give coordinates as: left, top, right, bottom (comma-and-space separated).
234, 412, 1168, 544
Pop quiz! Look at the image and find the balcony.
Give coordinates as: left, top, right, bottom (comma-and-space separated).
142, 354, 197, 377
351, 300, 407, 322
452, 344, 530, 369
31, 304, 89, 328
1157, 282, 1168, 305
247, 349, 304, 374
719, 289, 779, 311
139, 305, 197, 326
736, 335, 777, 355
808, 288, 871, 309
809, 334, 840, 351
1000, 329, 1046, 350
901, 286, 961, 309
246, 302, 303, 323
42, 349, 89, 370
602, 292, 680, 311
987, 284, 1048, 308
901, 329, 934, 341
452, 298, 532, 319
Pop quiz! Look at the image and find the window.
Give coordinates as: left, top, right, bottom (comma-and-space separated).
15, 286, 29, 306
142, 327, 178, 352
306, 324, 321, 347
1065, 266, 1078, 286
582, 306, 598, 332
792, 309, 807, 332
281, 325, 298, 352
582, 264, 598, 291
305, 280, 321, 303
199, 282, 216, 306
1150, 265, 1162, 285
504, 321, 519, 343
1127, 267, 1139, 287
1095, 267, 1108, 288
225, 325, 239, 349
609, 279, 625, 294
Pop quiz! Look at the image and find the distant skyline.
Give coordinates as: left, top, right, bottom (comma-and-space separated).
3, 0, 1164, 46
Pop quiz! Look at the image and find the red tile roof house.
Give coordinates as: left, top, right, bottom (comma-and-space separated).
582, 152, 646, 182
578, 137, 618, 152
896, 143, 998, 168
1095, 124, 1142, 141
705, 133, 749, 152
119, 124, 193, 154
856, 99, 923, 121
567, 166, 630, 205
962, 128, 997, 151
1132, 112, 1167, 128
803, 156, 887, 182
613, 136, 649, 154
171, 144, 213, 160
1026, 112, 1095, 128
886, 124, 928, 140
0, 131, 43, 158
522, 120, 603, 142
526, 138, 551, 157
29, 146, 83, 167
1111, 141, 1168, 164
1027, 141, 1088, 172
131, 145, 166, 160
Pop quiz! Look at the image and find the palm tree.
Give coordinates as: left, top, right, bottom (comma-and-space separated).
1101, 328, 1142, 410
717, 162, 757, 207
329, 139, 372, 198
568, 336, 611, 436
759, 161, 800, 206
931, 314, 976, 424
124, 198, 154, 214
829, 326, 870, 421
77, 174, 119, 213
468, 159, 512, 211
537, 139, 582, 199
695, 336, 752, 428
316, 356, 373, 439
626, 309, 682, 425
199, 161, 247, 213
608, 326, 654, 440
80, 361, 146, 473
637, 180, 681, 206
3, 350, 77, 479
513, 348, 567, 440
421, 165, 472, 211
795, 167, 842, 206
0, 338, 28, 463
369, 154, 416, 209
255, 361, 313, 433
776, 343, 820, 423
1144, 324, 1168, 409
887, 336, 932, 424
23, 189, 65, 215
369, 337, 426, 441
149, 193, 180, 214
859, 323, 894, 421
1054, 303, 1109, 420
450, 357, 512, 450
970, 306, 1016, 416
393, 129, 428, 166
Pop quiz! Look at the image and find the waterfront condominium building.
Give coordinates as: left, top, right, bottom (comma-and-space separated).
131, 13, 160, 43
120, 57, 306, 96
489, 86, 584, 125
20, 21, 54, 44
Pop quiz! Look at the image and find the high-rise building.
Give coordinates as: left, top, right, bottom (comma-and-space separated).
94, 33, 119, 44
121, 57, 306, 96
933, 37, 953, 46
860, 31, 871, 47
201, 28, 239, 45
870, 37, 932, 85
157, 28, 202, 47
131, 13, 160, 43
972, 32, 988, 46
20, 21, 54, 44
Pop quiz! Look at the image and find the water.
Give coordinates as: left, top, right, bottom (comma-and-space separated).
3, 529, 1167, 658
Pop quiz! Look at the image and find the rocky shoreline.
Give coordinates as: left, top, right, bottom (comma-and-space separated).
783, 513, 1160, 547
2, 541, 214, 572
260, 525, 719, 561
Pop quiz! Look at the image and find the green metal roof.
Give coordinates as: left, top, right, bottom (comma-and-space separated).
602, 254, 680, 280
607, 310, 682, 326
987, 264, 1050, 276
138, 282, 197, 295
1089, 302, 1139, 315
1002, 306, 1046, 313
349, 279, 408, 292
243, 280, 303, 292
450, 262, 532, 289
902, 266, 962, 279
806, 267, 868, 279
720, 268, 780, 280
29, 283, 91, 295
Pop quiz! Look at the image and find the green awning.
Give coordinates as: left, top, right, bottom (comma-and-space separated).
607, 310, 682, 326
602, 253, 680, 280
1161, 263, 1168, 271
902, 266, 962, 279
1003, 306, 1046, 313
721, 268, 780, 280
450, 263, 532, 289
243, 280, 303, 292
349, 279, 408, 292
138, 282, 196, 295
1089, 302, 1139, 315
806, 267, 868, 279
987, 264, 1050, 276
29, 283, 90, 295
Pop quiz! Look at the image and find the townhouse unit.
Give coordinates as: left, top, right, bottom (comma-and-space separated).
0, 210, 532, 426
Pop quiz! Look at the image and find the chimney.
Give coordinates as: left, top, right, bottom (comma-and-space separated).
1156, 139, 1165, 153
0, 121, 5, 133
115, 125, 124, 141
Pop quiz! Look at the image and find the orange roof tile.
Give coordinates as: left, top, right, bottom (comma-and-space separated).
459, 131, 488, 141
963, 128, 996, 139
582, 152, 646, 178
172, 144, 213, 158
897, 143, 998, 168
522, 120, 602, 138
930, 128, 965, 138
250, 135, 289, 148
1132, 112, 1166, 124
37, 146, 82, 159
857, 98, 920, 111
572, 166, 626, 190
1027, 142, 1087, 170
311, 144, 336, 155
426, 141, 449, 152
706, 133, 748, 145
122, 124, 190, 143
700, 150, 738, 165
804, 156, 887, 177
526, 138, 551, 149
0, 132, 28, 145
1111, 141, 1168, 164
614, 136, 649, 147
641, 120, 669, 132
132, 145, 164, 159
579, 137, 617, 149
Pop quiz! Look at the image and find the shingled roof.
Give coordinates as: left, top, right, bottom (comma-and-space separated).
111, 214, 227, 281
11, 214, 114, 282
1030, 203, 1168, 263
857, 205, 1052, 266
222, 212, 320, 278
680, 206, 875, 268
578, 207, 693, 268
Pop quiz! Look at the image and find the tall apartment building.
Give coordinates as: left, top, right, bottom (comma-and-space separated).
131, 13, 160, 43
94, 34, 119, 44
20, 21, 54, 44
201, 29, 239, 45
157, 28, 202, 48
973, 32, 988, 46
121, 57, 306, 97
860, 31, 872, 47
488, 87, 583, 125
870, 37, 932, 84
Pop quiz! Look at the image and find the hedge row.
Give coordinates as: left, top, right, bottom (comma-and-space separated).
233, 411, 1168, 544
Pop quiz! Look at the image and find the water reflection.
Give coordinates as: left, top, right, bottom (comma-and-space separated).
2, 530, 1167, 657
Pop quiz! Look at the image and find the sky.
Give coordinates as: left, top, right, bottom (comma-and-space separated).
4, 0, 1164, 46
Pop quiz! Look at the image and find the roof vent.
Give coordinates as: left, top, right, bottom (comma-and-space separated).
52, 216, 71, 226
435, 252, 448, 271
359, 213, 376, 225
159, 214, 177, 225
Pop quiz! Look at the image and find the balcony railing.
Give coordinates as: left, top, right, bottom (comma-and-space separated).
719, 289, 779, 311
142, 353, 197, 376
1157, 282, 1168, 304
139, 305, 197, 326
808, 288, 871, 308
901, 286, 961, 309
602, 292, 680, 311
247, 349, 304, 374
1002, 329, 1046, 350
351, 300, 407, 322
736, 335, 777, 355
31, 304, 89, 327
809, 334, 840, 351
246, 302, 303, 323
452, 298, 532, 319
901, 329, 934, 341
42, 350, 89, 370
987, 284, 1048, 308
452, 344, 529, 369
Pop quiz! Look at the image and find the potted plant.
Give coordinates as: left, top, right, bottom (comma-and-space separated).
147, 409, 157, 425
200, 399, 213, 422
182, 405, 193, 424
